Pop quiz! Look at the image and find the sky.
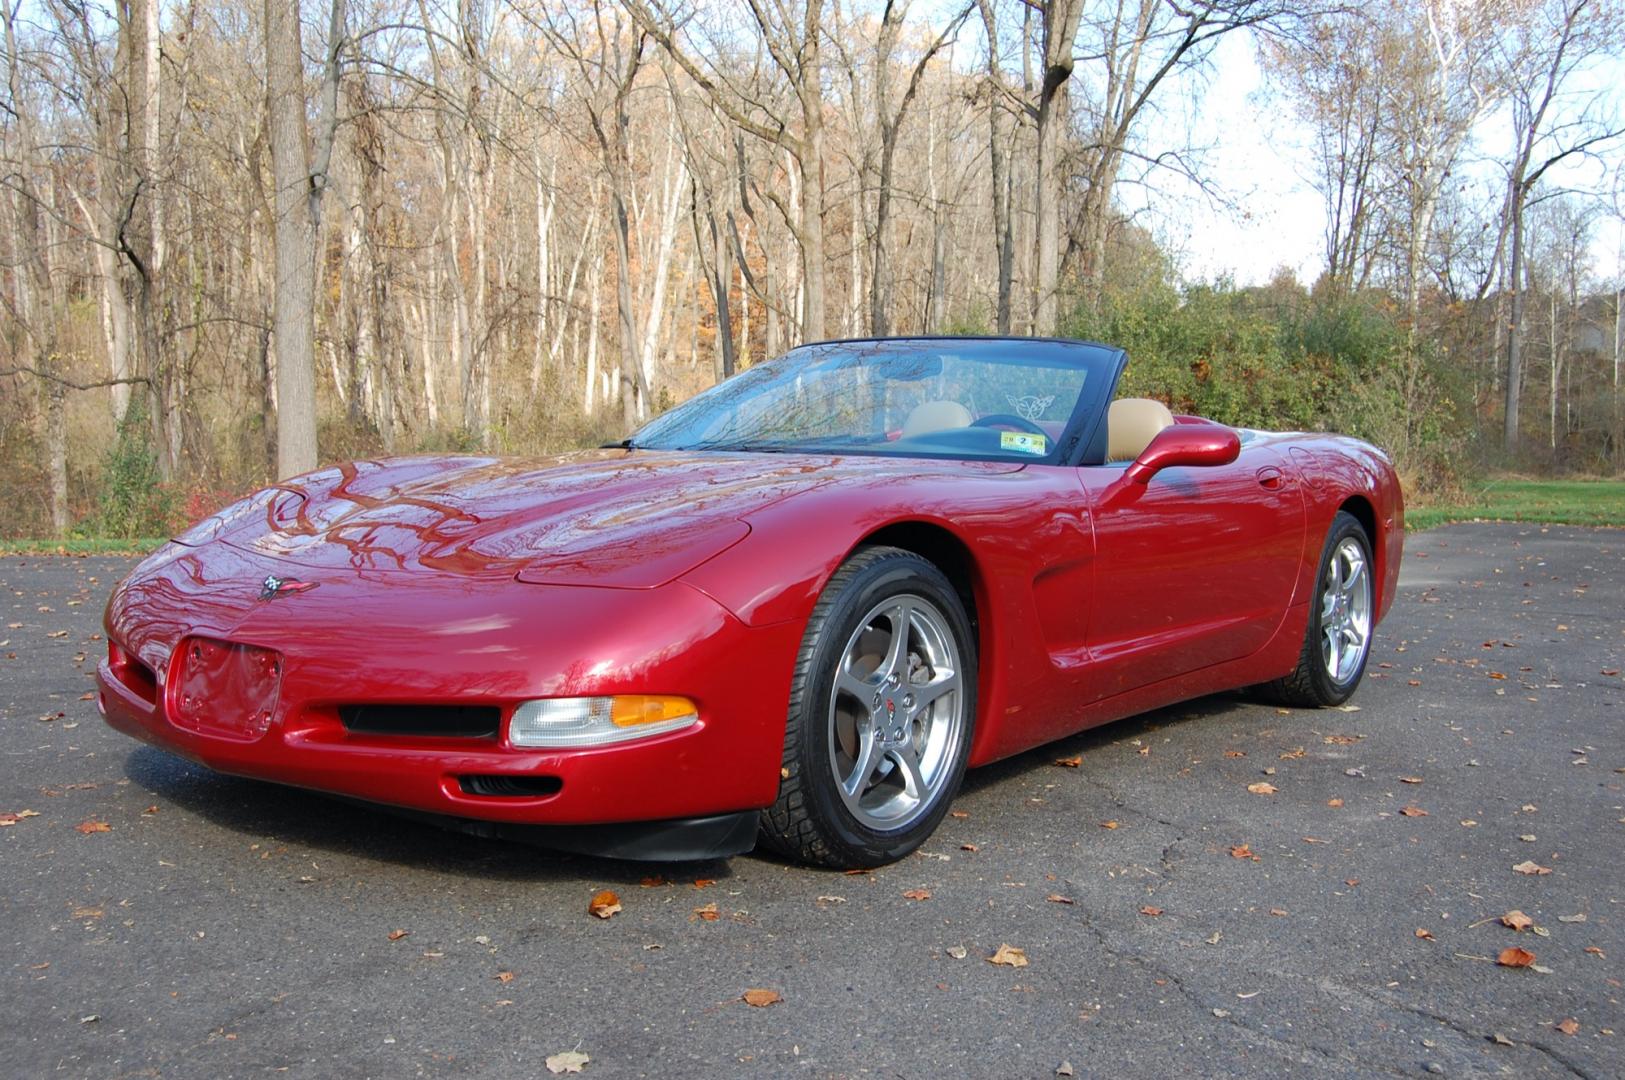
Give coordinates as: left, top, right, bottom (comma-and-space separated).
1109, 33, 1625, 291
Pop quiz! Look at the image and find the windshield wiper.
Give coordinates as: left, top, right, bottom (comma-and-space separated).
599, 438, 637, 450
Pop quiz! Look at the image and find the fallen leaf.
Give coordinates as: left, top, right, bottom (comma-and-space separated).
1302, 836, 1328, 844
1488, 671, 1507, 679
1602, 669, 1620, 677
1326, 798, 1344, 808
1229, 844, 1257, 860
1497, 946, 1536, 968
1224, 749, 1246, 758
987, 944, 1028, 968
1056, 1063, 1075, 1077
1246, 782, 1277, 795
1501, 911, 1533, 931
1053, 755, 1081, 768
1399, 806, 1428, 817
639, 876, 667, 888
742, 988, 782, 1008
1415, 928, 1434, 940
960, 843, 978, 852
494, 971, 515, 984
1139, 905, 1163, 917
902, 889, 932, 901
387, 929, 410, 942
1100, 820, 1120, 829
588, 890, 622, 919
1045, 894, 1075, 905
0, 814, 15, 827
1556, 1018, 1580, 1036
950, 811, 969, 819
1279, 747, 1306, 760
1512, 860, 1552, 875
945, 945, 968, 959
72, 906, 103, 919
1557, 913, 1586, 924
1584, 946, 1604, 957
693, 903, 720, 922
74, 820, 110, 834
545, 1050, 590, 1074
1324, 734, 1361, 745
1399, 777, 1423, 784
1270, 908, 1288, 916
1491, 1033, 1515, 1046
692, 878, 716, 889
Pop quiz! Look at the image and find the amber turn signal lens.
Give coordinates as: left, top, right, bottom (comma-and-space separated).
609, 695, 698, 727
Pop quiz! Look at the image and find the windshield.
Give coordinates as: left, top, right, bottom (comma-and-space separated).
632, 338, 1113, 463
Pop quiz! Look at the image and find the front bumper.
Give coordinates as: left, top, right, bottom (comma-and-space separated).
98, 543, 803, 855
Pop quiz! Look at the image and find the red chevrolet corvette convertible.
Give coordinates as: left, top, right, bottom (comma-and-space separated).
100, 337, 1402, 868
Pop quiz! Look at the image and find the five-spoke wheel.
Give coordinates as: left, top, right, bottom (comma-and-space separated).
760, 546, 976, 868
1267, 510, 1375, 706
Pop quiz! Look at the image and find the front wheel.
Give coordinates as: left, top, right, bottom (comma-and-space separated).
759, 546, 976, 869
1266, 510, 1375, 706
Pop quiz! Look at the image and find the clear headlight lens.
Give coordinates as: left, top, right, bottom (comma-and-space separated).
508, 695, 698, 748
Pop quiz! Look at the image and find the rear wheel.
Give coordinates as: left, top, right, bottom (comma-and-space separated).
759, 546, 975, 869
1266, 511, 1374, 707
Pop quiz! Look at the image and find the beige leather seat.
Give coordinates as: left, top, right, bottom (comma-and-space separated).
902, 400, 972, 439
1106, 398, 1175, 462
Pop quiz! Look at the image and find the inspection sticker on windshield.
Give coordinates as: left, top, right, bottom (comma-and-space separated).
1000, 431, 1047, 455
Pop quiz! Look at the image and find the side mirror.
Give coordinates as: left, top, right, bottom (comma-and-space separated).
1123, 425, 1240, 485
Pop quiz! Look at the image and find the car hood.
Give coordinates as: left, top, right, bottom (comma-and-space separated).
188, 449, 1018, 588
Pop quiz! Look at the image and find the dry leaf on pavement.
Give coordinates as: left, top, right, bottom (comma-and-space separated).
588, 891, 622, 919
1555, 1018, 1580, 1036
545, 1050, 590, 1074
387, 929, 409, 942
742, 988, 782, 1007
1139, 905, 1163, 917
693, 903, 720, 922
1399, 806, 1428, 817
988, 944, 1028, 967
902, 889, 932, 901
1501, 911, 1533, 931
1496, 946, 1536, 968
1247, 782, 1277, 795
1053, 755, 1081, 768
74, 820, 110, 834
1512, 860, 1552, 875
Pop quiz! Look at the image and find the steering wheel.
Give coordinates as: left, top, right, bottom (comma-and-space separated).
970, 413, 1047, 436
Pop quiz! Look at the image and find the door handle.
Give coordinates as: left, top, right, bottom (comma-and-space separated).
1256, 466, 1284, 490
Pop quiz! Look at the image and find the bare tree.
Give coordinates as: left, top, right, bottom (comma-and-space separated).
265, 0, 346, 477
1498, 0, 1622, 451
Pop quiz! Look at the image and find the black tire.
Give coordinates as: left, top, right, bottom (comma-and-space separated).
759, 546, 977, 869
1265, 511, 1375, 707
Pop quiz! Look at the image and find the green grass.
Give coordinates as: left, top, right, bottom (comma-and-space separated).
1407, 477, 1625, 531
0, 537, 166, 556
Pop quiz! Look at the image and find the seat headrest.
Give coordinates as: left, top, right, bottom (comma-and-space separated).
902, 400, 973, 439
1107, 397, 1175, 462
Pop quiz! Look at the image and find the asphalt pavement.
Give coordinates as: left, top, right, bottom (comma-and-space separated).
2, 523, 1621, 1079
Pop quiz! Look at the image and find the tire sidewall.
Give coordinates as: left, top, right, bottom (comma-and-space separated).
1307, 512, 1374, 704
795, 553, 977, 865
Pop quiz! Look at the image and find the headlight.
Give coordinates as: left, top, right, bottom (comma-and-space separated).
508, 695, 698, 748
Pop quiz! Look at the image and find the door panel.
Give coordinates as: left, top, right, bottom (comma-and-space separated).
1078, 445, 1304, 700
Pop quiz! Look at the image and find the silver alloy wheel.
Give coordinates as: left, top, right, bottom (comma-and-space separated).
828, 593, 966, 831
1320, 536, 1372, 684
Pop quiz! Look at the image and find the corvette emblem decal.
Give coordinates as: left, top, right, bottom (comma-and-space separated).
259, 574, 318, 601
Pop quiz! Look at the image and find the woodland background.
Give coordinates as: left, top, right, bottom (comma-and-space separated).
1, 0, 1622, 540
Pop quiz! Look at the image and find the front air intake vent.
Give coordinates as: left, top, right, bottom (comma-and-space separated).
457, 774, 563, 798
339, 704, 500, 739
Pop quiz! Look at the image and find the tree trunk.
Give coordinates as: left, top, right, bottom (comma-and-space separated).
265, 0, 321, 477
1503, 181, 1525, 452
1032, 0, 1083, 336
